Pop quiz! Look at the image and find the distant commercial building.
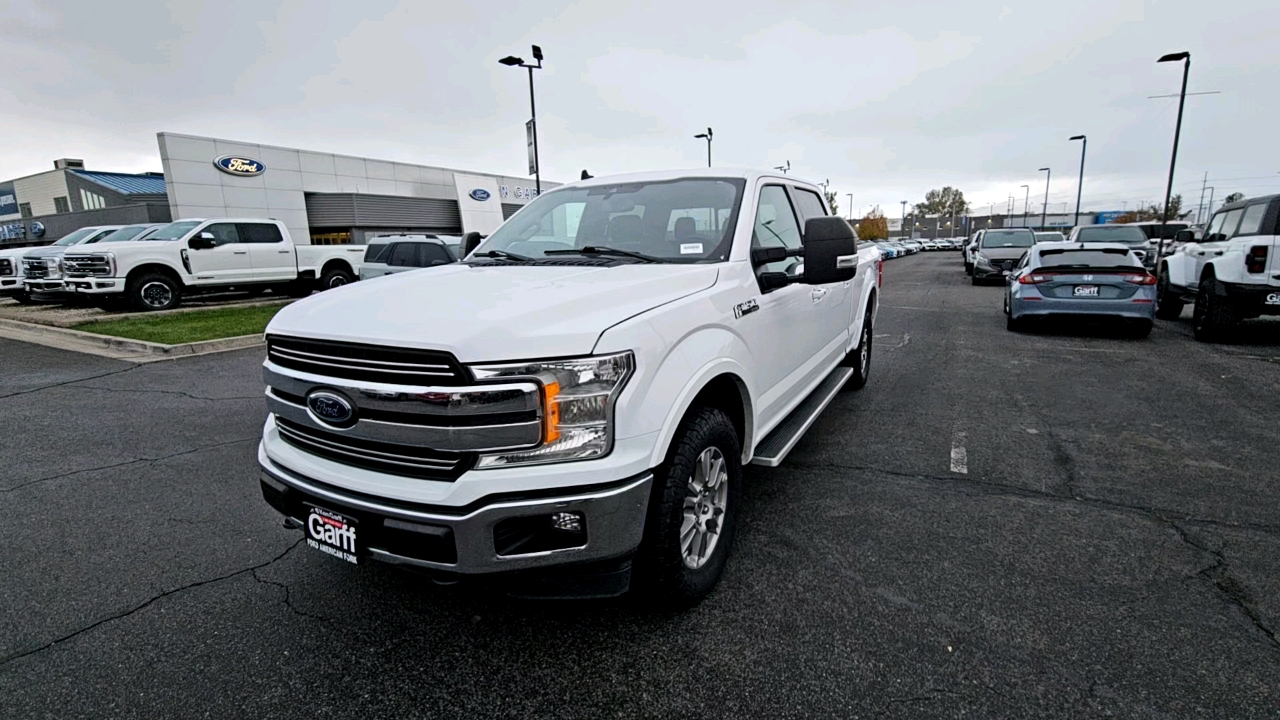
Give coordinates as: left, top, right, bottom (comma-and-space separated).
1, 132, 557, 249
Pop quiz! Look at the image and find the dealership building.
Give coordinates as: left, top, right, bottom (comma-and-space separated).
0, 132, 553, 248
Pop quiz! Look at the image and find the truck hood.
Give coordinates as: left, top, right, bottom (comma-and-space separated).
267, 263, 720, 362
64, 240, 178, 256
23, 246, 70, 259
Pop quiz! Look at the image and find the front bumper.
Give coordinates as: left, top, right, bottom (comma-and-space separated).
259, 446, 653, 576
0, 277, 22, 293
25, 279, 68, 293
64, 278, 123, 294
973, 263, 1013, 280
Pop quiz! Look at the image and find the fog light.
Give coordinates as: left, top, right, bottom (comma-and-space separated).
550, 512, 583, 533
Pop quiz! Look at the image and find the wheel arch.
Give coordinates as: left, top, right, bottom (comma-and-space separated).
320, 258, 354, 277
126, 262, 185, 288
650, 365, 754, 469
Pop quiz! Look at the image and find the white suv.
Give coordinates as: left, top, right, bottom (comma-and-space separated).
1156, 194, 1279, 341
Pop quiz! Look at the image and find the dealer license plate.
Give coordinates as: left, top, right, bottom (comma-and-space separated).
1073, 285, 1100, 297
305, 506, 358, 564
1265, 292, 1280, 306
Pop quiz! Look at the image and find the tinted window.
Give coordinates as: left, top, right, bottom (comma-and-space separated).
752, 185, 803, 275
100, 226, 151, 243
364, 243, 391, 263
1236, 203, 1268, 236
1074, 226, 1148, 245
83, 229, 118, 244
981, 230, 1035, 248
145, 221, 201, 242
420, 243, 453, 266
1036, 248, 1140, 269
791, 188, 827, 224
202, 223, 241, 246
52, 228, 99, 246
387, 242, 419, 267
238, 223, 284, 243
1205, 212, 1227, 241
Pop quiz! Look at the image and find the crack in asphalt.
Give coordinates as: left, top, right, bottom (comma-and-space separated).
72, 384, 262, 402
0, 437, 259, 493
250, 569, 332, 624
0, 365, 140, 400
0, 539, 303, 668
1162, 519, 1280, 652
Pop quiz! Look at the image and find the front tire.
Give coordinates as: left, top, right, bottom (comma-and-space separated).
1192, 276, 1237, 343
127, 272, 182, 312
1154, 269, 1184, 320
634, 406, 742, 604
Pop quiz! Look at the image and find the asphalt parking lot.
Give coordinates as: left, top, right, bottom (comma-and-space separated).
2, 252, 1278, 718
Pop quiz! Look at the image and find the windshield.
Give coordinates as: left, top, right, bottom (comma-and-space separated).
981, 230, 1035, 248
1075, 226, 1148, 245
144, 221, 201, 242
100, 225, 153, 243
476, 178, 746, 262
53, 228, 98, 246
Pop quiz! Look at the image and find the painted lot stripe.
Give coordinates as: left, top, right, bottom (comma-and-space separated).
950, 431, 968, 474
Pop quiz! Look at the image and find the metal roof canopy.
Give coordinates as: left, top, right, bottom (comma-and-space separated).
71, 170, 167, 196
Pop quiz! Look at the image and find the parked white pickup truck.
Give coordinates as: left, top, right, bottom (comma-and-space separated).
61, 218, 365, 310
256, 169, 881, 601
1155, 193, 1280, 341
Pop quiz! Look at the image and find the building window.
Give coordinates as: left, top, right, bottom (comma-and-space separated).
19, 203, 32, 218
79, 188, 106, 210
53, 196, 70, 214
310, 231, 352, 245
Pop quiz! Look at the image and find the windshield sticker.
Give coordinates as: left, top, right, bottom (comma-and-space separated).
680, 243, 703, 254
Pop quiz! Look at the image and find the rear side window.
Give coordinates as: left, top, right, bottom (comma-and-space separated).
238, 223, 284, 243
1036, 248, 1140, 269
364, 243, 391, 263
420, 244, 452, 266
790, 188, 827, 224
1236, 203, 1268, 236
387, 242, 419, 267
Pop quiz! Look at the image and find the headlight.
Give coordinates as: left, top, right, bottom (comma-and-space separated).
45, 257, 63, 279
974, 253, 991, 266
98, 252, 116, 276
470, 352, 635, 468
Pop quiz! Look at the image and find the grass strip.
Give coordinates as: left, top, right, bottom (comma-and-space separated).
73, 304, 285, 345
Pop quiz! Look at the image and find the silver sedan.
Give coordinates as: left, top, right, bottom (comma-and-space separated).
1005, 242, 1157, 337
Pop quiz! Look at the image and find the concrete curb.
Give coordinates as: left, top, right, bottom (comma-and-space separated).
0, 297, 294, 329
0, 317, 263, 363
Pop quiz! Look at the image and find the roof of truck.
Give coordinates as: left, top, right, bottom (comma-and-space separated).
559, 167, 822, 192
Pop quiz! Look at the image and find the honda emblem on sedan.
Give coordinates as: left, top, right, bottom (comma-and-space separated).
306, 390, 357, 428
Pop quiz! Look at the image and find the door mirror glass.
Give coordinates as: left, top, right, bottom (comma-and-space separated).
188, 232, 216, 250
801, 217, 858, 285
462, 231, 483, 256
1173, 229, 1195, 244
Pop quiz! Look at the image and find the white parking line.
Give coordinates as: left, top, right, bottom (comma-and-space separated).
950, 431, 968, 474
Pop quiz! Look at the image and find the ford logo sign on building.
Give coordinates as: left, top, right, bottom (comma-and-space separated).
306, 390, 357, 428
214, 155, 266, 177
469, 188, 491, 201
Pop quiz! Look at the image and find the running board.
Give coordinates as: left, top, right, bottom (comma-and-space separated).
750, 367, 853, 467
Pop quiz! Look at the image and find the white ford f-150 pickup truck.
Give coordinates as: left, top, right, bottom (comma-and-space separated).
256, 169, 880, 601
60, 218, 365, 311
1155, 193, 1280, 341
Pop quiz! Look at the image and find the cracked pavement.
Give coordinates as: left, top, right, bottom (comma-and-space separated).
2, 253, 1279, 718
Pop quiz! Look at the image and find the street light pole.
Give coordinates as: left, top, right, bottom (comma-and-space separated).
1020, 184, 1030, 228
694, 128, 713, 167
1038, 167, 1051, 230
499, 45, 545, 194
1070, 135, 1087, 227
846, 193, 853, 220
1156, 51, 1191, 263
900, 201, 907, 238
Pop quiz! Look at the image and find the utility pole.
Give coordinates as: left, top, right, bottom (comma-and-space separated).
846, 194, 853, 220
1155, 51, 1191, 262
1197, 171, 1208, 224
1021, 184, 1030, 228
1070, 135, 1087, 227
1038, 167, 1051, 230
900, 201, 907, 238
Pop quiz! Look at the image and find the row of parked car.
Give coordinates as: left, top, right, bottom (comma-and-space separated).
868, 236, 964, 260
954, 193, 1280, 342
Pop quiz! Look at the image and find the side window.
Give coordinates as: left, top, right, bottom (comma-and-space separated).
237, 223, 284, 243
420, 243, 452, 266
1220, 208, 1245, 240
751, 185, 803, 275
1205, 212, 1226, 241
1236, 203, 1267, 237
791, 188, 827, 224
202, 223, 241, 246
387, 243, 420, 267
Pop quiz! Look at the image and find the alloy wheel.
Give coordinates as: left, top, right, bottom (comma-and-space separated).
681, 446, 729, 570
140, 281, 173, 309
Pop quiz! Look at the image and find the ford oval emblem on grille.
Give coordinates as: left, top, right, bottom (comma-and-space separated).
213, 155, 266, 176
469, 188, 491, 201
306, 390, 357, 428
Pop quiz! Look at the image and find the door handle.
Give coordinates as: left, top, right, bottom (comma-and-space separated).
233, 250, 248, 255
278, 250, 291, 254
810, 288, 828, 302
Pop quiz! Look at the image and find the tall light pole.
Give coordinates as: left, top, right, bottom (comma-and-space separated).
773, 161, 790, 174
1070, 135, 1087, 227
499, 45, 544, 194
1038, 167, 1051, 230
900, 201, 908, 239
1020, 184, 1030, 228
1197, 171, 1208, 225
846, 193, 853, 220
1155, 51, 1191, 262
694, 128, 713, 167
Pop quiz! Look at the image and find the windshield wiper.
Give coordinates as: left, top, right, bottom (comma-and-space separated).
543, 246, 666, 263
471, 249, 534, 262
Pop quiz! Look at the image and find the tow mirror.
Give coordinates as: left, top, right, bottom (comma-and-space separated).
801, 217, 858, 285
462, 231, 483, 256
758, 272, 791, 291
188, 232, 216, 250
750, 246, 789, 266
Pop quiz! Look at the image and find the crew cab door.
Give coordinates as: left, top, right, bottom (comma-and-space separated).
241, 222, 296, 282
186, 222, 254, 284
1194, 208, 1240, 286
743, 184, 834, 422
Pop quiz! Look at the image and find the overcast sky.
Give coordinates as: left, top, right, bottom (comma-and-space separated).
2, 0, 1277, 219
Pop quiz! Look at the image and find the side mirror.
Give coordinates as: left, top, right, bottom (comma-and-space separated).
462, 231, 483, 256
750, 246, 789, 266
1173, 229, 1194, 244
188, 232, 216, 250
801, 217, 858, 285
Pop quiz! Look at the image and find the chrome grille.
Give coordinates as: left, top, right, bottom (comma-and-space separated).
64, 255, 112, 277
22, 258, 47, 279
274, 417, 473, 480
266, 335, 467, 386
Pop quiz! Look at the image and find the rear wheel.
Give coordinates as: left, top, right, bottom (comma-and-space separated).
1154, 269, 1184, 320
633, 406, 742, 605
127, 272, 181, 312
320, 267, 354, 291
1192, 275, 1237, 343
842, 306, 873, 391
